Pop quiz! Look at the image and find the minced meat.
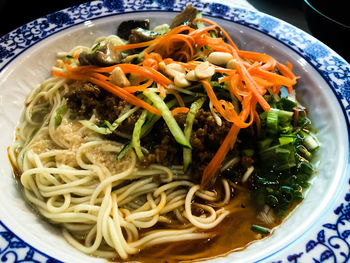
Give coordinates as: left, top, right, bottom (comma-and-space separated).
64, 81, 140, 134
141, 109, 232, 181
65, 81, 237, 182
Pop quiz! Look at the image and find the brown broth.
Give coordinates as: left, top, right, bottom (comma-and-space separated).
8, 149, 284, 263
126, 189, 281, 263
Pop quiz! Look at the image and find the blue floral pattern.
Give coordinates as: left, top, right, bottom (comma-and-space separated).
0, 221, 61, 263
0, 0, 349, 262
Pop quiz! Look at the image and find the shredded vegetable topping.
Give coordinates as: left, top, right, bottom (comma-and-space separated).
52, 16, 298, 189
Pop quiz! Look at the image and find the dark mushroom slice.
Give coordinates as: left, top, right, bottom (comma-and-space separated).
170, 4, 198, 29
128, 27, 160, 44
78, 42, 122, 66
117, 19, 151, 40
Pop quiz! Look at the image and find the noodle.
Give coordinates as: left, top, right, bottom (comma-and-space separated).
8, 68, 238, 259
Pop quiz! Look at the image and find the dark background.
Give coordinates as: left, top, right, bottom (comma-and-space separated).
0, 0, 348, 61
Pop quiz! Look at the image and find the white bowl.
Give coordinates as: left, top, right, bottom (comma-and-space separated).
0, 1, 349, 262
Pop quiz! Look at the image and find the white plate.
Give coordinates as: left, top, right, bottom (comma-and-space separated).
0, 1, 349, 262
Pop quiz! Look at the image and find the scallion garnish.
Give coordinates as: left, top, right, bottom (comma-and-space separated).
252, 95, 319, 217
251, 224, 271, 235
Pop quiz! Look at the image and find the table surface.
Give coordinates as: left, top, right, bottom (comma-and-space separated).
0, 0, 347, 61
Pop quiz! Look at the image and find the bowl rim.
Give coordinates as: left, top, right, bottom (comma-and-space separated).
0, 1, 350, 262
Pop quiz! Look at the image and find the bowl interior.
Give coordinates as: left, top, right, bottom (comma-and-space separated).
0, 11, 348, 263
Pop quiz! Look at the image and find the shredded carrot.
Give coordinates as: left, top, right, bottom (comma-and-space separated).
249, 66, 296, 88
52, 70, 160, 115
238, 50, 276, 71
276, 61, 299, 93
228, 74, 242, 102
91, 64, 172, 87
201, 80, 252, 128
114, 39, 157, 51
253, 107, 261, 137
193, 17, 239, 50
252, 76, 273, 88
123, 79, 153, 93
286, 61, 293, 70
149, 52, 163, 62
54, 17, 300, 189
200, 94, 252, 188
171, 107, 189, 116
168, 89, 185, 107
236, 61, 270, 111
157, 83, 166, 98
143, 58, 159, 70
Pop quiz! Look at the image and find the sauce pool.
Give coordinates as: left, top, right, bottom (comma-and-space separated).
128, 189, 281, 263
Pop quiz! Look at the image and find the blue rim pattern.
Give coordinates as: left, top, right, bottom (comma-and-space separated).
1, 0, 350, 262
0, 221, 62, 263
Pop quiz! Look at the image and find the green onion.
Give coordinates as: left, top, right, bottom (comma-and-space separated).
183, 97, 206, 172
266, 109, 278, 135
251, 224, 271, 235
296, 145, 312, 160
253, 95, 319, 217
299, 161, 314, 176
273, 108, 294, 121
276, 97, 297, 111
258, 138, 273, 151
278, 136, 294, 145
302, 132, 320, 152
143, 90, 191, 149
259, 143, 296, 170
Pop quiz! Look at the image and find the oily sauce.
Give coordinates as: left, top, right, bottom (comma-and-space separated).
8, 149, 282, 263
127, 189, 281, 263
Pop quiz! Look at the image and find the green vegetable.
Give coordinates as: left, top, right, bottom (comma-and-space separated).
300, 131, 320, 151
296, 145, 312, 160
143, 90, 191, 149
278, 135, 294, 145
117, 142, 132, 160
183, 97, 206, 172
276, 97, 297, 111
195, 12, 204, 29
153, 24, 170, 35
266, 109, 278, 135
140, 99, 178, 138
91, 42, 101, 53
243, 149, 255, 157
80, 106, 139, 135
259, 143, 296, 170
252, 98, 319, 217
258, 138, 273, 151
54, 105, 68, 128
132, 110, 148, 159
251, 224, 271, 235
